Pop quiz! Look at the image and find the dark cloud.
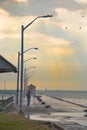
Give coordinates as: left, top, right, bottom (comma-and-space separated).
0, 0, 87, 16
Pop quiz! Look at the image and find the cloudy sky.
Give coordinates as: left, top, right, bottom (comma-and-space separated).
0, 0, 87, 90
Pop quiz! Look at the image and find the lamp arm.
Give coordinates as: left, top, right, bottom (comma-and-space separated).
23, 14, 53, 30
24, 16, 41, 30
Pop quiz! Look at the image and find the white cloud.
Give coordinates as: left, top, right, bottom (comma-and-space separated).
74, 0, 87, 4
0, 1, 87, 90
24, 32, 69, 47
55, 8, 82, 23
0, 8, 33, 38
0, 8, 9, 16
54, 8, 87, 32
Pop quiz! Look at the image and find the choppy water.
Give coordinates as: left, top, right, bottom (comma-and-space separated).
35, 90, 87, 127
37, 90, 87, 107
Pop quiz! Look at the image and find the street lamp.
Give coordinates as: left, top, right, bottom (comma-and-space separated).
24, 66, 36, 87
19, 14, 53, 113
23, 47, 38, 54
23, 57, 36, 97
24, 73, 35, 90
23, 58, 36, 93
24, 71, 35, 87
16, 48, 38, 105
23, 57, 37, 63
24, 67, 36, 97
25, 73, 35, 83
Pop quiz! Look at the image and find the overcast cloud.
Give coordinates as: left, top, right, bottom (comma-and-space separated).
0, 0, 87, 90
0, 0, 87, 16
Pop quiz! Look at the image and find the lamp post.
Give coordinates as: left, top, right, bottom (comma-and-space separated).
24, 69, 35, 97
16, 48, 37, 105
24, 71, 35, 88
16, 51, 20, 104
24, 66, 36, 97
19, 14, 53, 113
23, 58, 36, 97
25, 73, 35, 84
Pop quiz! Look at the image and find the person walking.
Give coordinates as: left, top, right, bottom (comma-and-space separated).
26, 89, 31, 107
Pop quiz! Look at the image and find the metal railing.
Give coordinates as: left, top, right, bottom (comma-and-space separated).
0, 95, 14, 111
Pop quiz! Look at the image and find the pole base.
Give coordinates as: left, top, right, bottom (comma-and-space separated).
18, 110, 24, 115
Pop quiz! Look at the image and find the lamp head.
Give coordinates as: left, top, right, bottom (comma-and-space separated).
34, 47, 38, 50
42, 15, 53, 18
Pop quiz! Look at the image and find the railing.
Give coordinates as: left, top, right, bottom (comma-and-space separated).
0, 95, 14, 111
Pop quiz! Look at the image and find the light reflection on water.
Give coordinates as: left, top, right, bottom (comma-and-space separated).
27, 111, 86, 122
25, 106, 87, 126
66, 118, 87, 126
30, 114, 62, 122
51, 112, 84, 117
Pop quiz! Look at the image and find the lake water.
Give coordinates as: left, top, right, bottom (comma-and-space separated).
37, 90, 87, 107
35, 90, 87, 126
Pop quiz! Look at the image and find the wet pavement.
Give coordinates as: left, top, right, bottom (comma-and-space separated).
12, 95, 87, 130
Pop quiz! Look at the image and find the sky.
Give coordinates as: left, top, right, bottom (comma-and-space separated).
0, 0, 87, 90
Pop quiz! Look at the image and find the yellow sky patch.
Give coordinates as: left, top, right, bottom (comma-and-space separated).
15, 0, 27, 2
33, 80, 81, 90
74, 0, 87, 3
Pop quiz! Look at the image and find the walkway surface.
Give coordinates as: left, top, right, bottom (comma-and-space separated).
12, 95, 87, 130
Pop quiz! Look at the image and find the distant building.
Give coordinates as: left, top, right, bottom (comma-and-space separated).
27, 84, 36, 96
